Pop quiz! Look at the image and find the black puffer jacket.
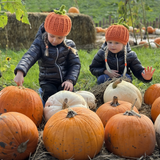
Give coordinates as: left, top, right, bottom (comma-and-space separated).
14, 23, 81, 86
89, 42, 151, 82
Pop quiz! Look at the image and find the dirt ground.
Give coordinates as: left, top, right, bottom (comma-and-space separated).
28, 78, 160, 160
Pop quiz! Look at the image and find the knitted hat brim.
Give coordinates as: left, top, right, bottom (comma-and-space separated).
105, 37, 128, 45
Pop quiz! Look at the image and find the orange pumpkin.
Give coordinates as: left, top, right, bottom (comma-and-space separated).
139, 41, 149, 48
151, 97, 160, 122
147, 26, 154, 34
68, 7, 79, 13
142, 27, 145, 30
96, 27, 106, 33
0, 86, 43, 126
144, 84, 160, 105
0, 112, 39, 160
104, 110, 156, 158
43, 107, 104, 160
129, 26, 137, 32
154, 37, 160, 48
96, 96, 139, 127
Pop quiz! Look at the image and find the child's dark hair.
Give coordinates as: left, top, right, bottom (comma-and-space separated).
43, 32, 77, 56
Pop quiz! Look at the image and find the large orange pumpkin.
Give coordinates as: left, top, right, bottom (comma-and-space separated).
96, 96, 139, 127
68, 7, 79, 13
151, 97, 160, 122
0, 86, 43, 126
0, 112, 39, 160
154, 37, 160, 48
43, 107, 104, 160
104, 109, 156, 158
144, 84, 160, 105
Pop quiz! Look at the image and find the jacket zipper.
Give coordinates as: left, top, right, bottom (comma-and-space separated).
55, 48, 63, 83
115, 54, 119, 71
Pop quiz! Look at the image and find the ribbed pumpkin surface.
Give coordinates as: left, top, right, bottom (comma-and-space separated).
0, 112, 39, 160
0, 86, 43, 126
43, 107, 104, 160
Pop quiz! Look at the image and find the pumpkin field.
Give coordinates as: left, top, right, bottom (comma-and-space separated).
0, 48, 160, 159
0, 34, 160, 160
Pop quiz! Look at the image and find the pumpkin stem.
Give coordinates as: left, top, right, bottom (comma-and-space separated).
62, 98, 70, 109
123, 99, 141, 117
17, 139, 29, 153
18, 86, 25, 89
54, 5, 66, 15
113, 18, 129, 30
110, 96, 120, 107
130, 98, 137, 111
112, 78, 122, 89
66, 108, 77, 118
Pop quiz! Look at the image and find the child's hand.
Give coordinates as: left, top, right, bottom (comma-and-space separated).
62, 80, 73, 91
14, 71, 24, 86
104, 69, 120, 78
141, 66, 155, 80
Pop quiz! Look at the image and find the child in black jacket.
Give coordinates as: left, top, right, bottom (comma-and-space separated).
14, 5, 81, 105
89, 23, 155, 84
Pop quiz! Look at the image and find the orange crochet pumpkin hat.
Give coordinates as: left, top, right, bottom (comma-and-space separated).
44, 5, 72, 36
105, 23, 129, 45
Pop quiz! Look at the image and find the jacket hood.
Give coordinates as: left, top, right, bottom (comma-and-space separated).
35, 22, 46, 39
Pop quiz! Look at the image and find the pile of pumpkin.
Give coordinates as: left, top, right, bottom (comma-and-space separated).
138, 37, 160, 48
129, 26, 160, 48
0, 79, 160, 160
129, 26, 160, 35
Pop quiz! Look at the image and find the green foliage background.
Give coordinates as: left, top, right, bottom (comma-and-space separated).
23, 0, 160, 23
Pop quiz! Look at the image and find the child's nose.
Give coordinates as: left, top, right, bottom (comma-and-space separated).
52, 38, 56, 42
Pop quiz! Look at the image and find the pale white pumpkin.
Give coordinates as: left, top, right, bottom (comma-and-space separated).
154, 114, 160, 149
150, 42, 157, 48
75, 91, 97, 110
44, 90, 89, 121
141, 29, 145, 34
155, 29, 160, 35
103, 79, 142, 110
129, 26, 133, 32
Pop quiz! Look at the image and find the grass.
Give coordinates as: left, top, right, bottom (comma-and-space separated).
0, 47, 159, 93
22, 0, 160, 24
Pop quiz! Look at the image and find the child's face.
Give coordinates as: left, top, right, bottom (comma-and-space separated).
48, 33, 65, 46
107, 41, 124, 53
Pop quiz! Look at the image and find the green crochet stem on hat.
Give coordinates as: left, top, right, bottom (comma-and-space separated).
114, 18, 129, 30
54, 5, 66, 15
